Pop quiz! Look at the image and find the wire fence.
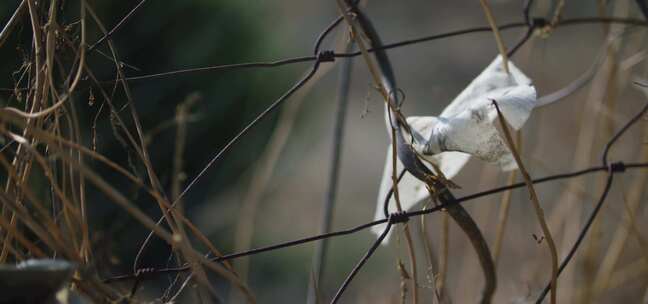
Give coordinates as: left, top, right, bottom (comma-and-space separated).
95, 2, 648, 304
2, 0, 648, 303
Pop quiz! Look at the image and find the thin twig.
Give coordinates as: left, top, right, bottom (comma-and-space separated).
493, 153, 517, 265
478, 0, 510, 73
492, 101, 558, 304
0, 0, 27, 49
87, 0, 148, 51
438, 211, 450, 303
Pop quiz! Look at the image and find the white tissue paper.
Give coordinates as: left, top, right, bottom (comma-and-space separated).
373, 56, 537, 241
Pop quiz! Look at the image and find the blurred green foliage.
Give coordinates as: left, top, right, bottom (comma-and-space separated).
0, 1, 299, 299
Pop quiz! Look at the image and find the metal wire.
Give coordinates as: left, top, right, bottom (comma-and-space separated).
90, 2, 648, 303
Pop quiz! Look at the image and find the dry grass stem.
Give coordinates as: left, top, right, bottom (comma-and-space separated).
492, 101, 558, 304
493, 166, 517, 266
478, 0, 509, 73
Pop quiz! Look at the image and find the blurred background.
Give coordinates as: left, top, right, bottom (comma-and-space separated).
1, 0, 647, 303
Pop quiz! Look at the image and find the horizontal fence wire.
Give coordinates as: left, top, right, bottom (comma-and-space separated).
65, 1, 648, 303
